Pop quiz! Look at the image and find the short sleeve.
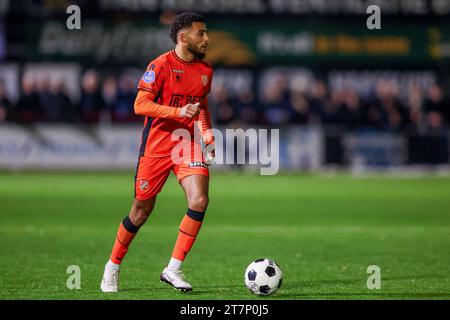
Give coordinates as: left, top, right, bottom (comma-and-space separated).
137, 60, 167, 96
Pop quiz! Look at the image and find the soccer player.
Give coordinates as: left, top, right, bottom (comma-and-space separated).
100, 12, 215, 293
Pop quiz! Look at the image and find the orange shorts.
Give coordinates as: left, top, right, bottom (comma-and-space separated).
134, 155, 209, 200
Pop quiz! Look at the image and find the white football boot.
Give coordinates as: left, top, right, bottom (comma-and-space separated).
160, 267, 193, 292
100, 261, 120, 293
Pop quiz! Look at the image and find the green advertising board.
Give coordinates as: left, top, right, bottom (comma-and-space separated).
22, 18, 450, 66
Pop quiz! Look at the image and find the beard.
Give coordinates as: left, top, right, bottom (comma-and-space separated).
187, 42, 206, 60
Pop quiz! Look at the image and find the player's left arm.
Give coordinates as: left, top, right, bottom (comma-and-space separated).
198, 96, 215, 165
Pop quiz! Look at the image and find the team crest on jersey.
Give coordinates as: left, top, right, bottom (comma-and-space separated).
201, 75, 208, 86
139, 180, 149, 191
142, 71, 155, 83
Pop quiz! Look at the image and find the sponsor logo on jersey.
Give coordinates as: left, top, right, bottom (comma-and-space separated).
172, 69, 184, 73
142, 71, 155, 83
169, 94, 202, 108
201, 75, 208, 86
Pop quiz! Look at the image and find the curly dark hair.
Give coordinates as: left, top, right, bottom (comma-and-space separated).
170, 12, 205, 44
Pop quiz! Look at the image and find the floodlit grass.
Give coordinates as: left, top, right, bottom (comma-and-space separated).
0, 171, 449, 299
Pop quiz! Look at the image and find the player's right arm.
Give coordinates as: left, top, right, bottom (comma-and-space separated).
134, 90, 199, 119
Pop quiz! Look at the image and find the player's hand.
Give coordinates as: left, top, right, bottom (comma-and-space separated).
203, 143, 215, 166
179, 102, 200, 119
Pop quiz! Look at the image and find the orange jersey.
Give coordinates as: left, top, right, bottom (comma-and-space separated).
136, 50, 214, 157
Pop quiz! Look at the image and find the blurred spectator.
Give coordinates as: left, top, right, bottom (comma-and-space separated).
406, 84, 424, 130
308, 80, 328, 124
0, 80, 11, 122
35, 78, 52, 120
113, 73, 139, 123
262, 74, 291, 125
211, 84, 236, 125
79, 70, 104, 123
14, 75, 43, 124
102, 75, 118, 121
50, 79, 77, 123
36, 77, 73, 122
234, 89, 258, 125
321, 89, 344, 125
424, 84, 449, 130
369, 80, 409, 131
319, 87, 364, 130
289, 89, 310, 124
340, 88, 363, 130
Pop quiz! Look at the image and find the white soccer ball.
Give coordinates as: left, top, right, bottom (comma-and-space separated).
244, 258, 283, 296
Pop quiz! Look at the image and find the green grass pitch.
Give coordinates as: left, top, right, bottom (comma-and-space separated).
0, 171, 449, 300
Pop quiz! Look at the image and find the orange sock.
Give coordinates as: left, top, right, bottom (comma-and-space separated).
171, 209, 205, 261
110, 217, 140, 264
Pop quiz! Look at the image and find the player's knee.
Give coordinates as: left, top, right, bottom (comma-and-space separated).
131, 212, 148, 227
130, 198, 155, 226
188, 194, 209, 212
